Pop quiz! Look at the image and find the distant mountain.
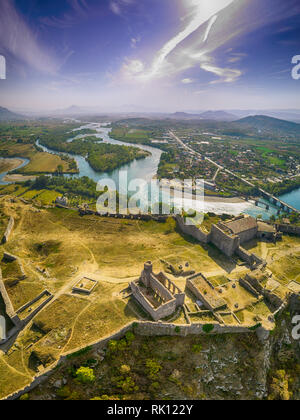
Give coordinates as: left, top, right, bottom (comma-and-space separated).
236, 115, 300, 136
169, 112, 202, 120
0, 106, 25, 121
229, 109, 300, 123
199, 110, 237, 121
170, 110, 237, 121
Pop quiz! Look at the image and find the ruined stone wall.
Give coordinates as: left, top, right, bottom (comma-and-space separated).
210, 224, 240, 257
149, 274, 174, 302
239, 278, 260, 298
175, 216, 210, 243
238, 227, 258, 244
186, 278, 213, 311
236, 246, 254, 266
3, 319, 261, 400
0, 269, 22, 333
276, 224, 300, 236
130, 281, 177, 321
3, 252, 26, 280
16, 291, 53, 325
2, 217, 14, 244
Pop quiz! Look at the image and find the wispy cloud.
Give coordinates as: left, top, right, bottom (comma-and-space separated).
110, 0, 135, 16
0, 0, 65, 74
119, 0, 240, 84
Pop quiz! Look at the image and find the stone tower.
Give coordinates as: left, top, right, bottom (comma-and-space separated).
141, 261, 153, 288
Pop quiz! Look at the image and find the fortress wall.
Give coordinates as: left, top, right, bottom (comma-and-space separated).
134, 321, 252, 337
276, 224, 300, 236
239, 278, 260, 298
2, 217, 14, 244
186, 278, 213, 311
210, 224, 240, 257
130, 281, 176, 321
236, 246, 254, 265
149, 274, 174, 302
3, 318, 262, 400
175, 216, 210, 243
188, 272, 215, 290
3, 252, 27, 280
16, 291, 53, 325
174, 292, 185, 307
238, 227, 258, 244
0, 269, 21, 328
263, 290, 284, 309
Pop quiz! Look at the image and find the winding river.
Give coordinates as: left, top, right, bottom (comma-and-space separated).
0, 157, 30, 185
1, 122, 300, 219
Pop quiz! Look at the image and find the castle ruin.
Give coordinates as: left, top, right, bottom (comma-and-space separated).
130, 262, 185, 321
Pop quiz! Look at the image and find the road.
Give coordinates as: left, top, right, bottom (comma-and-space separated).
169, 130, 300, 214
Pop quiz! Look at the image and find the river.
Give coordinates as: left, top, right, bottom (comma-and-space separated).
2, 122, 300, 219
0, 157, 30, 185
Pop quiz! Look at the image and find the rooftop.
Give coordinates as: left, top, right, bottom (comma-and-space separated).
222, 216, 258, 235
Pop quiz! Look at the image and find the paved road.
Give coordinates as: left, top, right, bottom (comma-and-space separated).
169, 130, 300, 214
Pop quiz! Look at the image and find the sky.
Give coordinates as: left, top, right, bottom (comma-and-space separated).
0, 0, 300, 112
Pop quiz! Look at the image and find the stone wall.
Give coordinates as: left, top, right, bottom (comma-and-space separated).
3, 319, 257, 400
210, 224, 240, 257
16, 291, 53, 325
3, 252, 27, 280
276, 224, 300, 236
236, 246, 265, 269
239, 278, 260, 298
149, 274, 174, 302
130, 281, 177, 321
175, 216, 211, 243
2, 217, 14, 244
238, 227, 258, 245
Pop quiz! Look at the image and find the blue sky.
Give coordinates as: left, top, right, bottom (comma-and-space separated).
0, 0, 300, 111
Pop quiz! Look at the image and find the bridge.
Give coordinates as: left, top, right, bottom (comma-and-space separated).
258, 188, 300, 214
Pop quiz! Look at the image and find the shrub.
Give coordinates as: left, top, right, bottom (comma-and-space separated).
76, 366, 95, 384
120, 365, 131, 375
116, 376, 138, 393
202, 324, 214, 334
125, 331, 135, 344
174, 326, 180, 334
145, 359, 162, 380
192, 343, 203, 353
248, 323, 262, 331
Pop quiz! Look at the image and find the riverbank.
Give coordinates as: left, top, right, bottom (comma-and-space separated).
204, 195, 244, 204
3, 174, 36, 183
0, 158, 24, 173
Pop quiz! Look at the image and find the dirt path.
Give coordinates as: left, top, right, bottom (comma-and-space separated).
62, 302, 92, 354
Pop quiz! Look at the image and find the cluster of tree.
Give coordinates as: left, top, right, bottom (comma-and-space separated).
263, 177, 300, 197
27, 175, 100, 199
39, 131, 149, 173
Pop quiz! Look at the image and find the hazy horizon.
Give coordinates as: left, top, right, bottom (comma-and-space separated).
0, 0, 300, 112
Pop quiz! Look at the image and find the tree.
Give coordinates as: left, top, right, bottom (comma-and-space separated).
56, 164, 63, 174
76, 366, 95, 384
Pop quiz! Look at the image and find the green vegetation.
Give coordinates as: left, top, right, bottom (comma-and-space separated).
203, 324, 214, 334
27, 333, 279, 400
76, 367, 95, 384
38, 127, 150, 173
